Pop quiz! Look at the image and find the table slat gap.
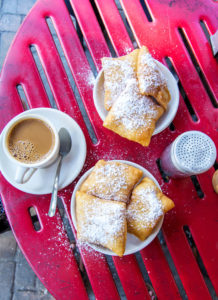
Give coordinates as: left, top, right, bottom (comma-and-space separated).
183, 225, 217, 299
45, 17, 98, 144
157, 231, 187, 299
70, 0, 111, 69
94, 0, 134, 56
29, 45, 57, 109
177, 27, 218, 108
163, 226, 212, 299
16, 84, 30, 111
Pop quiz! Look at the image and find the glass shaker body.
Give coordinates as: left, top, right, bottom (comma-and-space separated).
160, 143, 190, 178
160, 131, 217, 179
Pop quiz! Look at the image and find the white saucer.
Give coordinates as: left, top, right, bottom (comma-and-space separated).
71, 160, 163, 256
93, 60, 179, 135
0, 108, 87, 195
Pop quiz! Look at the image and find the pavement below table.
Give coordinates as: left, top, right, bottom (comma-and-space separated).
0, 0, 38, 70
0, 231, 54, 300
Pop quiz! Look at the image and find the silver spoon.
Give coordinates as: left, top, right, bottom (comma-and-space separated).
48, 128, 72, 217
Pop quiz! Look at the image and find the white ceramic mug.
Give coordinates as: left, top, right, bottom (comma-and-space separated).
2, 114, 60, 184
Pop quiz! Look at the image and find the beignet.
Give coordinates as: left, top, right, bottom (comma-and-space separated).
137, 46, 171, 110
103, 79, 164, 146
80, 160, 143, 203
102, 49, 139, 111
127, 177, 175, 241
76, 191, 127, 256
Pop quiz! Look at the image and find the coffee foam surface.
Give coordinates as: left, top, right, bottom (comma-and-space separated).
9, 140, 42, 163
7, 118, 54, 164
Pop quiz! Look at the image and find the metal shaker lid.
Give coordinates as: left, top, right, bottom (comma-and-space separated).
171, 131, 217, 174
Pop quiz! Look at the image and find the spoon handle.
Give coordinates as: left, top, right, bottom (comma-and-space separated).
48, 156, 63, 217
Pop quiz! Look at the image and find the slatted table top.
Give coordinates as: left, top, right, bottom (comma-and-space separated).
0, 0, 217, 299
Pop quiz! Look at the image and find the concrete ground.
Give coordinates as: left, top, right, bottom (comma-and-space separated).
0, 231, 54, 300
0, 0, 37, 69
0, 1, 54, 299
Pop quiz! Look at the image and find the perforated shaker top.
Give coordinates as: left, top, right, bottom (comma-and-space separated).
172, 131, 217, 174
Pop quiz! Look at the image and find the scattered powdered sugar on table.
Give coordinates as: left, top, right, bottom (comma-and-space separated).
77, 241, 106, 262
76, 65, 96, 87
113, 79, 160, 130
139, 52, 166, 94
127, 185, 163, 227
124, 46, 133, 54
80, 198, 126, 246
77, 240, 98, 255
47, 222, 72, 255
102, 58, 136, 108
35, 218, 75, 269
89, 163, 128, 201
87, 71, 96, 86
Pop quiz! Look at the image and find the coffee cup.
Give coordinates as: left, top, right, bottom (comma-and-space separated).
2, 114, 60, 184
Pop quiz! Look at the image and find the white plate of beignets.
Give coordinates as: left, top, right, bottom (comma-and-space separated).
93, 52, 179, 136
71, 160, 167, 256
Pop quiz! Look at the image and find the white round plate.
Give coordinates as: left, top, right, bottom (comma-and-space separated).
0, 108, 87, 195
71, 160, 164, 256
93, 60, 179, 135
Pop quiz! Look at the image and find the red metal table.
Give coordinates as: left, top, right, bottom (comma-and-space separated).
0, 0, 217, 299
